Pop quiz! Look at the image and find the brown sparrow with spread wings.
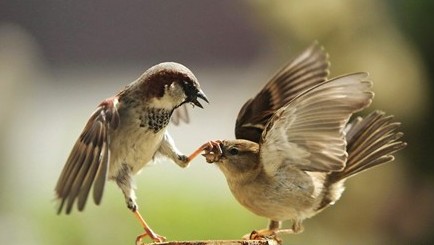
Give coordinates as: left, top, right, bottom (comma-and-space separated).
55, 62, 209, 244
202, 45, 406, 239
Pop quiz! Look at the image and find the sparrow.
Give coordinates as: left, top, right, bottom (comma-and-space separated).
201, 45, 407, 240
55, 62, 209, 244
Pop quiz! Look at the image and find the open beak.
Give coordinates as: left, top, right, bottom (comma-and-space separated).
191, 89, 209, 108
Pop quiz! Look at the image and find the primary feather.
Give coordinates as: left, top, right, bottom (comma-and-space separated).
260, 73, 374, 176
55, 98, 119, 213
235, 43, 330, 143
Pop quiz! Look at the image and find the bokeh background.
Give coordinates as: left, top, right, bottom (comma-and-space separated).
1, 1, 433, 244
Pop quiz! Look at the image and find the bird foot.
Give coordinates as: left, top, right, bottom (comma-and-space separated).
133, 209, 166, 244
243, 229, 282, 244
181, 140, 223, 165
135, 232, 166, 245
201, 140, 223, 163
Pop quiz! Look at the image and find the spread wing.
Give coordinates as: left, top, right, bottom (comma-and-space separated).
55, 98, 120, 214
235, 43, 330, 143
259, 73, 373, 176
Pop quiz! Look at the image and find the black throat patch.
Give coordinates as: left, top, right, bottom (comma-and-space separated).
139, 108, 172, 133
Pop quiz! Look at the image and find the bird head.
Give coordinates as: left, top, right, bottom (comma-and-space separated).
203, 139, 261, 184
132, 62, 208, 110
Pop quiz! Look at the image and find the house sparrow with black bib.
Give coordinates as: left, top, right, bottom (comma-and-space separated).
55, 62, 209, 244
201, 45, 406, 240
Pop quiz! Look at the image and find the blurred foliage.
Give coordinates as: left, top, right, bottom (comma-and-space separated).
390, 0, 434, 177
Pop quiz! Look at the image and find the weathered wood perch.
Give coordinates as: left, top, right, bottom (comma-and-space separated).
146, 240, 279, 245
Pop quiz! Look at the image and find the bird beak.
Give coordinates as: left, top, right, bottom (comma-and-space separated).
191, 89, 209, 108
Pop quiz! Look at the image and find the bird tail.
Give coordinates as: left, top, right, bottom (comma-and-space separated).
315, 110, 407, 211
332, 110, 407, 182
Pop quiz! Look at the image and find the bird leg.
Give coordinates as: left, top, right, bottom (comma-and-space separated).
133, 141, 222, 244
243, 220, 282, 241
115, 164, 166, 244
134, 209, 166, 244
244, 220, 303, 242
276, 219, 304, 235
160, 133, 221, 167
184, 140, 223, 163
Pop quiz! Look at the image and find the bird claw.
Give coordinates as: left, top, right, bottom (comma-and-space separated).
135, 232, 166, 245
201, 140, 223, 163
132, 209, 166, 245
243, 229, 282, 244
185, 140, 222, 164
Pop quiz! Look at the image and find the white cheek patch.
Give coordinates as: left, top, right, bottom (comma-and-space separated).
148, 97, 173, 109
168, 83, 187, 104
149, 83, 186, 109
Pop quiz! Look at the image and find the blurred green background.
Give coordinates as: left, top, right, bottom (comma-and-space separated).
1, 1, 433, 244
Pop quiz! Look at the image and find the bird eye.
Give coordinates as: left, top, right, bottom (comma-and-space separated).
228, 148, 239, 155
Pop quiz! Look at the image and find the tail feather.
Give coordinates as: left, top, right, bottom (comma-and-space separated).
332, 110, 407, 182
316, 110, 406, 211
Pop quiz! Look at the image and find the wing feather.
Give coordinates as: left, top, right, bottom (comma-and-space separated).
260, 73, 373, 176
55, 98, 119, 214
171, 104, 190, 125
235, 43, 330, 142
76, 120, 105, 211
93, 139, 109, 205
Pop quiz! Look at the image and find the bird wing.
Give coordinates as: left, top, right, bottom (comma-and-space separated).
171, 104, 190, 125
259, 73, 373, 176
235, 43, 330, 143
55, 97, 120, 214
